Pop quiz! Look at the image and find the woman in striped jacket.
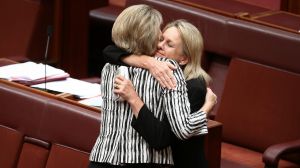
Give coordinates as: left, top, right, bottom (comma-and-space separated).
103, 20, 216, 168
89, 5, 209, 168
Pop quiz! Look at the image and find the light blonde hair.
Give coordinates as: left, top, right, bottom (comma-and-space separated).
112, 4, 162, 56
163, 20, 211, 84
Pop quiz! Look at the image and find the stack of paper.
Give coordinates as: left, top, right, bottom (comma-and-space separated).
31, 78, 101, 99
0, 62, 69, 85
78, 95, 102, 108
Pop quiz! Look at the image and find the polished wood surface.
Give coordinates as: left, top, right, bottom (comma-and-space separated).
171, 0, 269, 17
0, 58, 100, 112
246, 10, 300, 33
0, 79, 100, 113
171, 0, 300, 34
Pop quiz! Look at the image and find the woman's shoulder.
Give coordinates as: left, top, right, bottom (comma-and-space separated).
155, 56, 179, 67
155, 56, 183, 76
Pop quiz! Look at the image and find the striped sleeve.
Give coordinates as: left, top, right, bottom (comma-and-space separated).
162, 60, 208, 140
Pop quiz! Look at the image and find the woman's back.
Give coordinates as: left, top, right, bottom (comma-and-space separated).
90, 57, 207, 165
90, 62, 173, 165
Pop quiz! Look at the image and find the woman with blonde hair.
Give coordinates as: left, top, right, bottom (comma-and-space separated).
105, 19, 216, 168
89, 5, 210, 168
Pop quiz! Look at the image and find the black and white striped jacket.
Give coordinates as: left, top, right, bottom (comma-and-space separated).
89, 57, 207, 166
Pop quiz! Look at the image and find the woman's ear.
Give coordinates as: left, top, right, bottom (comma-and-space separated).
179, 55, 189, 66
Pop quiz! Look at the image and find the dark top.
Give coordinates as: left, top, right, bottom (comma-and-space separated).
103, 45, 208, 168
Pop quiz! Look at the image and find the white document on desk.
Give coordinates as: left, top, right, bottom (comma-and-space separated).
31, 78, 101, 99
78, 95, 102, 108
0, 61, 69, 85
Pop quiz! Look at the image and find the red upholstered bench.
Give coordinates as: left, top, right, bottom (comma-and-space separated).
124, 0, 300, 122
90, 5, 124, 24
16, 137, 50, 168
0, 78, 222, 168
0, 80, 100, 168
225, 18, 300, 74
171, 0, 269, 17
216, 58, 300, 168
46, 144, 90, 168
0, 126, 23, 168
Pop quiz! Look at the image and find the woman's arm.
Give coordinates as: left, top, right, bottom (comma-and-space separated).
103, 45, 130, 66
114, 75, 171, 149
114, 75, 217, 148
200, 88, 217, 115
161, 59, 208, 140
104, 45, 176, 89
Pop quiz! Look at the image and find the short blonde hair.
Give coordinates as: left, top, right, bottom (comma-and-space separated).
112, 4, 162, 56
164, 20, 211, 84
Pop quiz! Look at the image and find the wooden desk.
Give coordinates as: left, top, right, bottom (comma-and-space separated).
171, 0, 270, 17
0, 79, 100, 113
206, 119, 223, 168
171, 0, 300, 34
0, 58, 100, 112
245, 10, 300, 34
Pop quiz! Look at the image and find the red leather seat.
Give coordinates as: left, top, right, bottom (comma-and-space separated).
16, 137, 50, 168
0, 126, 23, 168
46, 144, 90, 168
216, 58, 300, 167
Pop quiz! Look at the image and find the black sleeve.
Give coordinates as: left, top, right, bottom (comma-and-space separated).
102, 45, 131, 66
130, 79, 206, 149
131, 104, 172, 149
187, 77, 207, 112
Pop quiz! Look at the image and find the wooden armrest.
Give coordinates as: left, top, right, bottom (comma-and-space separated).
90, 5, 124, 22
263, 139, 300, 168
24, 136, 51, 149
206, 119, 222, 168
80, 77, 101, 84
0, 58, 18, 67
207, 119, 222, 129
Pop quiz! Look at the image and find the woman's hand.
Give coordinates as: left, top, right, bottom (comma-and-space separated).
145, 57, 177, 89
114, 76, 137, 102
200, 88, 217, 115
122, 55, 177, 89
114, 76, 144, 117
